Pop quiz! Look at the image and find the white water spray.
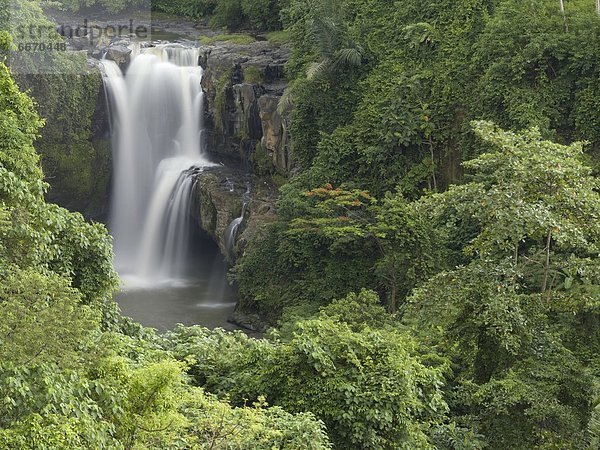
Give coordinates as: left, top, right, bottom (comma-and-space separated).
101, 45, 212, 286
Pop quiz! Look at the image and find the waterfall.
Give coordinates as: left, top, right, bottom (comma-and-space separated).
100, 45, 212, 286
225, 183, 251, 259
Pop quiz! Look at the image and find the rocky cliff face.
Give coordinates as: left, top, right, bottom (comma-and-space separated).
200, 40, 292, 175
193, 166, 278, 262
16, 66, 112, 220
192, 40, 289, 259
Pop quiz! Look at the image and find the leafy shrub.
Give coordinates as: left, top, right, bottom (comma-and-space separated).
164, 293, 450, 449
210, 0, 244, 30
154, 0, 217, 18
241, 0, 282, 31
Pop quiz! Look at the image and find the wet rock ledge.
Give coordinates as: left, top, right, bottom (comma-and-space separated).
193, 165, 278, 263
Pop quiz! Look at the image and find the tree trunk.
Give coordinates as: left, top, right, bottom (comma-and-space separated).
428, 136, 437, 192
388, 282, 397, 314
559, 0, 568, 31
542, 230, 552, 294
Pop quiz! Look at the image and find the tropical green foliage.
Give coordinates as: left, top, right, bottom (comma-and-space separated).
21, 71, 112, 216
235, 183, 379, 319
3, 0, 600, 448
3, 0, 112, 216
165, 291, 453, 449
403, 121, 600, 448
52, 0, 149, 14
152, 0, 217, 20
153, 0, 285, 31
236, 118, 600, 447
279, 0, 600, 194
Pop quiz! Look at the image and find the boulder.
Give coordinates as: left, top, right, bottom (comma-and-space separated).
105, 44, 132, 69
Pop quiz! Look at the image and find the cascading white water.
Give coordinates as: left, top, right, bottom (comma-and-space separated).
101, 44, 212, 286
225, 183, 251, 259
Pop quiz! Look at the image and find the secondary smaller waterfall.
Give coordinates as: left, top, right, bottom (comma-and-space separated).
225, 183, 251, 259
101, 44, 212, 286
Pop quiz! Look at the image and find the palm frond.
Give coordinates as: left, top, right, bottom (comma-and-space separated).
277, 86, 294, 115
335, 47, 363, 68
307, 16, 340, 58
588, 402, 600, 449
306, 60, 330, 80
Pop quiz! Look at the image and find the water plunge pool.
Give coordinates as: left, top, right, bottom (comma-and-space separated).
114, 234, 239, 332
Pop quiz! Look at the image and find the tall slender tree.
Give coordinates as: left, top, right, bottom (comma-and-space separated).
559, 0, 568, 31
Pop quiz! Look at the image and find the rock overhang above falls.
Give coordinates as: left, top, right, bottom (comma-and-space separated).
199, 40, 289, 90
